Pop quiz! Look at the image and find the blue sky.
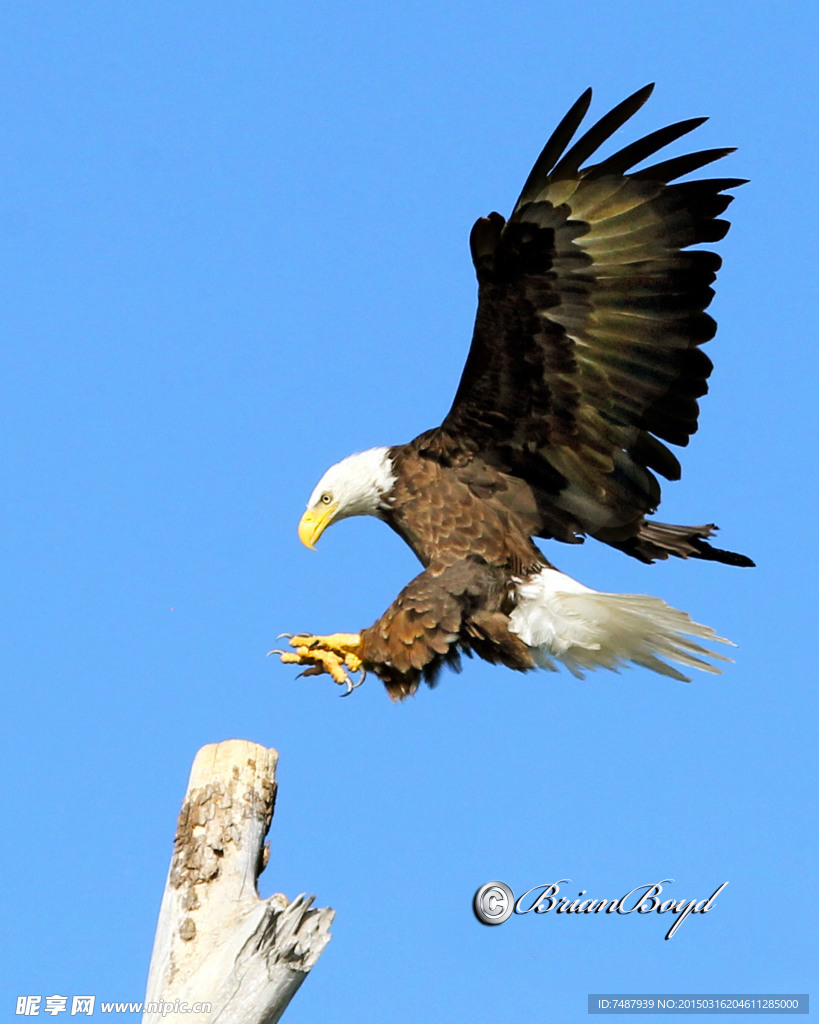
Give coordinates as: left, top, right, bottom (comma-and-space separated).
2, 2, 817, 1021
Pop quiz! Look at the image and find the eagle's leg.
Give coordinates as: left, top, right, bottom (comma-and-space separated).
272, 633, 366, 695
290, 632, 362, 655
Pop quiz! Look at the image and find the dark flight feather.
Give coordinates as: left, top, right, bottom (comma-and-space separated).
587, 117, 708, 177
515, 88, 593, 207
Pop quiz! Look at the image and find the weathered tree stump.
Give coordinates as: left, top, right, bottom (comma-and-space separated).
143, 740, 334, 1023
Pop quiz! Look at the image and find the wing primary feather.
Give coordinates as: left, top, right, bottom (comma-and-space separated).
586, 117, 708, 176
549, 83, 655, 180
630, 432, 682, 481
669, 179, 747, 199
697, 177, 749, 191
514, 87, 593, 209
634, 148, 738, 182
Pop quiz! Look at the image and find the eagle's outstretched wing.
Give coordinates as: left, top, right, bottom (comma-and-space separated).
433, 84, 745, 536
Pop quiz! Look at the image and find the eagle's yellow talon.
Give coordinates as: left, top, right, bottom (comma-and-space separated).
275, 632, 365, 693
274, 651, 301, 665
344, 652, 363, 673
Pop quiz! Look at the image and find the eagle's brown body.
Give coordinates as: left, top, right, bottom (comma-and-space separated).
385, 441, 545, 573
280, 85, 753, 700
362, 445, 545, 698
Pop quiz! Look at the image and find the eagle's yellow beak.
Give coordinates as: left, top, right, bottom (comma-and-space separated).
298, 503, 339, 550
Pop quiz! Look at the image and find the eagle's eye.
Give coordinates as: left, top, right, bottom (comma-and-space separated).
320, 492, 333, 505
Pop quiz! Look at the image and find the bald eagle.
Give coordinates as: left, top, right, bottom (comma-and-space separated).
275, 84, 753, 700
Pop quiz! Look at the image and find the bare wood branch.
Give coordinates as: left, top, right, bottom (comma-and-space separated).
143, 740, 334, 1023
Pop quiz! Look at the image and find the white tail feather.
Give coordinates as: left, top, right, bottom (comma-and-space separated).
508, 568, 733, 682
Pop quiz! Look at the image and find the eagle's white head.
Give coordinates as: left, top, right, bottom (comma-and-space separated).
298, 447, 396, 549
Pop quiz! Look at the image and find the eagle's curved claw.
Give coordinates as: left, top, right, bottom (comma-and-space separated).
273, 632, 365, 694
339, 667, 367, 697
